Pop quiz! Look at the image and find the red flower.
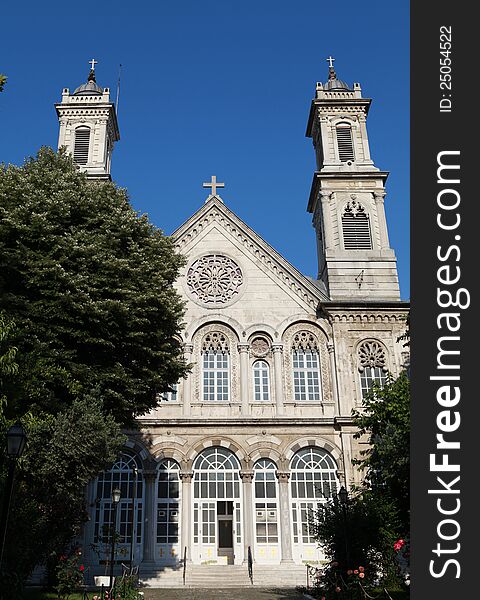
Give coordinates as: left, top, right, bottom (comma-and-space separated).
359, 566, 365, 572
354, 569, 359, 575
79, 565, 85, 572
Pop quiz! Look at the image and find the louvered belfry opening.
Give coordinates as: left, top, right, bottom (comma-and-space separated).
336, 125, 355, 162
342, 203, 372, 250
73, 127, 91, 165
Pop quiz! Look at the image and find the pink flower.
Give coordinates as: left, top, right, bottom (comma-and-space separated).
359, 566, 365, 572
354, 569, 359, 574
335, 587, 341, 593
347, 569, 353, 575
359, 572, 365, 579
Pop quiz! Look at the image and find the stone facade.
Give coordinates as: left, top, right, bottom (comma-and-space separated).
60, 64, 408, 573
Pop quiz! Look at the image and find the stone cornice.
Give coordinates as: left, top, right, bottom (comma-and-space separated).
136, 417, 353, 427
172, 197, 330, 307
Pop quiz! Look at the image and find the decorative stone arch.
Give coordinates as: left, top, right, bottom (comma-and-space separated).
284, 437, 344, 478
282, 321, 332, 404
149, 443, 187, 467
248, 446, 282, 467
187, 437, 248, 470
191, 321, 240, 403
338, 196, 374, 251
186, 314, 243, 344
124, 437, 154, 469
277, 314, 331, 341
244, 324, 277, 343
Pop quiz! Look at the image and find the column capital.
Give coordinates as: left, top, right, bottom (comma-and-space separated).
183, 343, 194, 354
179, 470, 194, 482
237, 343, 250, 353
373, 191, 386, 202
276, 470, 291, 482
271, 343, 283, 354
143, 470, 157, 481
240, 470, 255, 482
320, 192, 332, 203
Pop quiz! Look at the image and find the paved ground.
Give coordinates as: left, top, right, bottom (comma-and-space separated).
142, 589, 306, 600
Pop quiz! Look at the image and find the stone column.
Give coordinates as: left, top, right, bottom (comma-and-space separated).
359, 116, 372, 162
238, 344, 250, 415
180, 470, 193, 562
374, 192, 390, 249
182, 344, 193, 416
142, 471, 157, 565
327, 342, 341, 416
276, 471, 294, 563
240, 471, 255, 563
272, 344, 285, 415
320, 193, 335, 252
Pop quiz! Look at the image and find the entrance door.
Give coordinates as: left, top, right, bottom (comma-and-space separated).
217, 501, 234, 564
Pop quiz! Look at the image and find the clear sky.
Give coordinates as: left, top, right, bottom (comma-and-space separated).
1, 0, 409, 299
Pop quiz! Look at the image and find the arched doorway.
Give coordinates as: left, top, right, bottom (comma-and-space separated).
192, 447, 242, 564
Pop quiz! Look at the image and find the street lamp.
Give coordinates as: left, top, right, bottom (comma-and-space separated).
109, 487, 121, 592
338, 486, 350, 575
0, 422, 28, 568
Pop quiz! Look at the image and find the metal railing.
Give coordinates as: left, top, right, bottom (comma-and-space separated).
183, 546, 187, 585
247, 545, 253, 585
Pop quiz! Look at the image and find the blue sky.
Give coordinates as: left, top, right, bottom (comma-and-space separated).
1, 1, 409, 299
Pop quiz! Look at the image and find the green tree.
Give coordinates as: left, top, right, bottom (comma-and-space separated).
0, 147, 188, 426
0, 75, 6, 93
352, 372, 410, 530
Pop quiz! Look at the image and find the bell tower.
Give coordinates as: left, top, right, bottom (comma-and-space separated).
55, 60, 120, 181
306, 58, 400, 301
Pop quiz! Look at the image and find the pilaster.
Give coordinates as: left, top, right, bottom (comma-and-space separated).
276, 471, 294, 563
272, 344, 285, 415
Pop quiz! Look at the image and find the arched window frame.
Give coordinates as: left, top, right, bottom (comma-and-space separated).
252, 360, 271, 402
253, 459, 279, 545
291, 332, 322, 402
357, 340, 389, 399
93, 451, 143, 548
73, 125, 91, 165
202, 332, 230, 402
290, 447, 339, 545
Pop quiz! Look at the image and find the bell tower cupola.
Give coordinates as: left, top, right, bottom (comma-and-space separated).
305, 58, 400, 301
55, 60, 120, 181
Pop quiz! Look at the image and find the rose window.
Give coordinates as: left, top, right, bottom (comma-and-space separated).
187, 255, 243, 306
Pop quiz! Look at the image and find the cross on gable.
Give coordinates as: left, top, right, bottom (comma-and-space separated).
89, 58, 98, 71
203, 175, 225, 198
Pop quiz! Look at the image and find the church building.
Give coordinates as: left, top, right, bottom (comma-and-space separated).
55, 60, 408, 586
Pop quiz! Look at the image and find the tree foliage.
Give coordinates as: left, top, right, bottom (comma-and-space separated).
0, 148, 188, 426
0, 75, 6, 93
352, 371, 410, 530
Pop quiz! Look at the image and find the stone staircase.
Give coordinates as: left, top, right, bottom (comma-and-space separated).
140, 563, 307, 588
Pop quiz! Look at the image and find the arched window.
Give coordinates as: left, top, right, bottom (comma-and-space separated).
336, 124, 355, 162
342, 200, 372, 250
290, 447, 339, 545
93, 452, 143, 549
358, 340, 388, 398
292, 332, 321, 402
73, 126, 91, 165
192, 447, 241, 550
254, 459, 278, 545
253, 360, 270, 402
202, 333, 230, 402
156, 459, 180, 546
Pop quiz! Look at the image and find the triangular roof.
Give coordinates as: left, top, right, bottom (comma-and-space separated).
172, 196, 330, 311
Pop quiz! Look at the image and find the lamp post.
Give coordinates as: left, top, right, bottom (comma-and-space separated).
338, 486, 350, 574
109, 487, 121, 593
0, 422, 27, 569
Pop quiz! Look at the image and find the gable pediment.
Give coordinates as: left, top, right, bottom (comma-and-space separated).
172, 197, 329, 313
